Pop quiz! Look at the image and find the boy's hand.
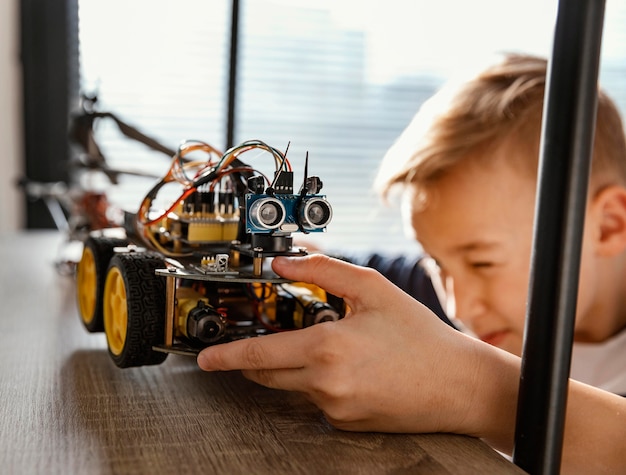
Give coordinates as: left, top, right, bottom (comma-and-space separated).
197, 254, 519, 445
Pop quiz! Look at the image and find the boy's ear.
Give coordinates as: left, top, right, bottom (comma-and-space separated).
590, 185, 626, 257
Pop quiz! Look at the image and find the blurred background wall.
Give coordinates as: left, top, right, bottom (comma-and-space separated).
0, 0, 22, 232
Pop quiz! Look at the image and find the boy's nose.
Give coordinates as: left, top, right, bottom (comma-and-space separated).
451, 281, 487, 327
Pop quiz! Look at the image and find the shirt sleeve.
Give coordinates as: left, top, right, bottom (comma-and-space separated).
340, 252, 455, 328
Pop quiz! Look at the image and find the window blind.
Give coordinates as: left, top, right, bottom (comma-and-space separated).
78, 0, 626, 253
78, 0, 231, 212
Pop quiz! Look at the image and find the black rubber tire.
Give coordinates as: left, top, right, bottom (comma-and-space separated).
77, 235, 128, 332
103, 252, 168, 368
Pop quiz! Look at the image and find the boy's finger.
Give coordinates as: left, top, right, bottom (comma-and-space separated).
197, 329, 311, 372
241, 368, 309, 393
271, 254, 384, 303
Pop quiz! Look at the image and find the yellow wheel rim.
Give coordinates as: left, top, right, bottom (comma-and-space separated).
104, 267, 128, 356
77, 246, 97, 325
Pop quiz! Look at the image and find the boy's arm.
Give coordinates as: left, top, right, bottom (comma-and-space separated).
460, 343, 626, 473
197, 255, 626, 473
558, 381, 626, 473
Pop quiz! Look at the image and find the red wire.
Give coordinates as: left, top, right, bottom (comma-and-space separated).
142, 186, 197, 226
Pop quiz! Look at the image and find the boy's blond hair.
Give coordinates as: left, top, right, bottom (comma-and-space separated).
376, 53, 626, 204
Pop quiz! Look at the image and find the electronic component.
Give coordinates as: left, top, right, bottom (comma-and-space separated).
76, 139, 342, 368
274, 283, 341, 329
133, 139, 332, 257
245, 164, 332, 235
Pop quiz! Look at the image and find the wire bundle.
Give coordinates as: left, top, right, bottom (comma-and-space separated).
135, 139, 292, 256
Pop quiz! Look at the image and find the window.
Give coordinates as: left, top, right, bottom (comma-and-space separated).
77, 0, 231, 211
78, 0, 626, 252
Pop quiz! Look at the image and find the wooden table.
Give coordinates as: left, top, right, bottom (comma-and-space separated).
0, 232, 525, 474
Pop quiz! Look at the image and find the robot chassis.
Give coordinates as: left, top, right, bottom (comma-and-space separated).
76, 140, 342, 368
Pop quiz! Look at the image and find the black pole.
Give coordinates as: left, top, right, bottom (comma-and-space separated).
512, 0, 605, 473
225, 0, 240, 149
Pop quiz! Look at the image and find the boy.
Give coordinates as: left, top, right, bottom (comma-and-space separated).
197, 54, 626, 472
367, 52, 626, 394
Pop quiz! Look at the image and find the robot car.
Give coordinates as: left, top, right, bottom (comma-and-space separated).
75, 139, 343, 368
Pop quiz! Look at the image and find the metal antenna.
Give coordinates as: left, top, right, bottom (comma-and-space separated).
300, 151, 309, 196
284, 141, 291, 159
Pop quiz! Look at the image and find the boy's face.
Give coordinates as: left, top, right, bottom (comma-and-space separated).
410, 152, 537, 357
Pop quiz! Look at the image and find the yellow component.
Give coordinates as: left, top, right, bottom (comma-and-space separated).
250, 283, 277, 321
187, 211, 240, 243
249, 282, 330, 327
76, 246, 97, 325
175, 287, 209, 338
221, 217, 239, 241
103, 266, 128, 356
281, 283, 327, 329
187, 220, 223, 242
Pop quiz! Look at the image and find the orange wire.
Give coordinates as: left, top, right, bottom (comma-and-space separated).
141, 186, 197, 226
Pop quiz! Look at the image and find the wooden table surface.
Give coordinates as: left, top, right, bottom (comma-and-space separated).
0, 232, 525, 474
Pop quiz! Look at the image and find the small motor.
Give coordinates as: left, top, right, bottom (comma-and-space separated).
176, 288, 227, 344
186, 301, 227, 344
274, 283, 341, 329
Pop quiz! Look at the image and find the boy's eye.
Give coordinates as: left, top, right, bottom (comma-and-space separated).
470, 261, 494, 269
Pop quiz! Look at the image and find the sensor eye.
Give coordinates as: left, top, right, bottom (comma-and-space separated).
260, 203, 279, 224
307, 203, 325, 224
249, 197, 286, 230
300, 198, 332, 231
